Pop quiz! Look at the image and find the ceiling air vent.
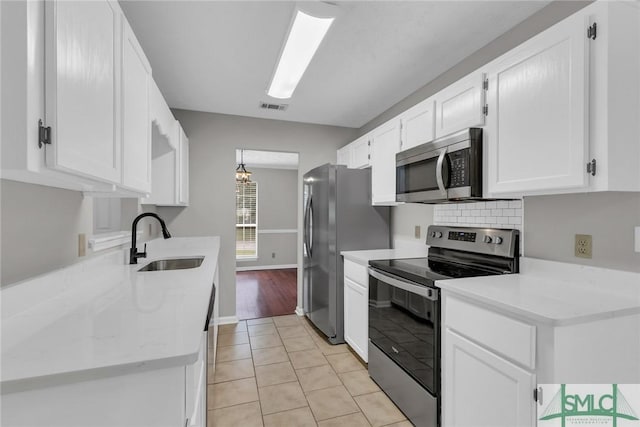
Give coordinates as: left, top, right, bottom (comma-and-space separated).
259, 101, 288, 111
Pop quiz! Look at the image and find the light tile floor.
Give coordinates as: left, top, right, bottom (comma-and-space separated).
208, 315, 412, 427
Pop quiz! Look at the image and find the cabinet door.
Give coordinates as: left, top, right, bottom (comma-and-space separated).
178, 128, 189, 205
400, 99, 435, 150
486, 12, 589, 195
350, 135, 371, 169
443, 329, 535, 427
45, 0, 121, 184
336, 146, 350, 166
370, 120, 401, 205
434, 70, 486, 139
121, 18, 151, 193
344, 277, 368, 362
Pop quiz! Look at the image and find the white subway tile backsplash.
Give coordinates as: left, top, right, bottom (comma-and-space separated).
433, 201, 523, 235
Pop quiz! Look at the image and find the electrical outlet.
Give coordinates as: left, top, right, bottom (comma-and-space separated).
78, 233, 86, 257
575, 234, 592, 259
414, 225, 421, 239
272, 252, 276, 259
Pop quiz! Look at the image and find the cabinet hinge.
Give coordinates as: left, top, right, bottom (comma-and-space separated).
367, 154, 370, 160
534, 387, 543, 405
38, 119, 51, 149
587, 22, 597, 40
483, 78, 489, 91
367, 140, 371, 146
586, 158, 597, 176
483, 105, 489, 116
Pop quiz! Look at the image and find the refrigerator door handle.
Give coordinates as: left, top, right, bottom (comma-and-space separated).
304, 195, 313, 257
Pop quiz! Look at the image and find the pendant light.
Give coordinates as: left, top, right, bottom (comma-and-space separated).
236, 149, 252, 184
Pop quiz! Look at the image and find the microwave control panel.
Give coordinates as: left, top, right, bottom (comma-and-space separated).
448, 149, 470, 187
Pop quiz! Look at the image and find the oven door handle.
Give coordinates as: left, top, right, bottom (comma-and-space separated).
369, 268, 439, 301
436, 147, 447, 197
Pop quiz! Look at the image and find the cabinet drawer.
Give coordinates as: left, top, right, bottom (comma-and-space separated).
445, 296, 535, 369
344, 259, 368, 286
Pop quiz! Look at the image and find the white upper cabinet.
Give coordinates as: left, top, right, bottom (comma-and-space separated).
587, 1, 640, 192
351, 134, 371, 169
336, 145, 350, 166
143, 121, 190, 207
486, 11, 589, 195
44, 0, 122, 184
370, 119, 402, 205
178, 127, 190, 206
336, 134, 371, 169
434, 70, 486, 139
399, 98, 435, 151
121, 17, 152, 194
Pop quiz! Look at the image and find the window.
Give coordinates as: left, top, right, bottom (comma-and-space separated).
236, 181, 258, 259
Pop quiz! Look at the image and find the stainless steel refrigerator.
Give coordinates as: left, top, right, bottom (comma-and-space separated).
303, 164, 390, 344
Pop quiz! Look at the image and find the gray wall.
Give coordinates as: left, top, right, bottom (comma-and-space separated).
236, 167, 298, 269
158, 110, 356, 318
0, 179, 159, 285
524, 193, 640, 273
391, 204, 434, 249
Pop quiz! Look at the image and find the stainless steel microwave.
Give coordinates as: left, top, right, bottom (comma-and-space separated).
396, 128, 483, 203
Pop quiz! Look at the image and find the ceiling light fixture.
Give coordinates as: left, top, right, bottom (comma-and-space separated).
267, 4, 338, 99
236, 149, 252, 184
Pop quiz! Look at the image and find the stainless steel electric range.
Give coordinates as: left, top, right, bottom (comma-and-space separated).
367, 225, 520, 427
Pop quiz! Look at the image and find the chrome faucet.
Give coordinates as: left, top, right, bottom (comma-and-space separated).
129, 213, 172, 264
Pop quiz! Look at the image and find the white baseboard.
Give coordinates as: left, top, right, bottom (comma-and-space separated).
236, 264, 297, 272
295, 306, 304, 316
218, 316, 239, 325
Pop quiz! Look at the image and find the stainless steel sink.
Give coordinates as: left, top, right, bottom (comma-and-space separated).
138, 257, 204, 272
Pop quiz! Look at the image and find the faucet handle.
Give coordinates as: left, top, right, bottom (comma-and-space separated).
142, 243, 147, 256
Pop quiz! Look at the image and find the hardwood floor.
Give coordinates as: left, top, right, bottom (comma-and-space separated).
236, 269, 297, 320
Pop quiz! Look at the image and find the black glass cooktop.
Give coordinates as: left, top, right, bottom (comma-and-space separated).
369, 257, 497, 287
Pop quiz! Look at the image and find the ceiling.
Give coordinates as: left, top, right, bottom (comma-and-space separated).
120, 1, 550, 129
236, 149, 299, 170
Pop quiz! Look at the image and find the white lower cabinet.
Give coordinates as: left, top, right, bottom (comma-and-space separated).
442, 291, 640, 427
444, 329, 536, 427
1, 335, 209, 427
343, 259, 369, 362
344, 277, 368, 361
442, 293, 536, 427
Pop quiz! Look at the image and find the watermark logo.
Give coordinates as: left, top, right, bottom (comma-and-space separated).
538, 384, 640, 427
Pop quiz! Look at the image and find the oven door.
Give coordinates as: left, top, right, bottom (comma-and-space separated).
368, 268, 440, 397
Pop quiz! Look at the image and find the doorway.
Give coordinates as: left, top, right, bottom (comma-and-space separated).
235, 149, 299, 320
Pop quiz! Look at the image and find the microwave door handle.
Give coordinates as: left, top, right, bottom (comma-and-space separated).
436, 148, 447, 196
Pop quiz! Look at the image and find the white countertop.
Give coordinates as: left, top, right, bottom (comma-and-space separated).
436, 257, 640, 326
341, 247, 429, 265
0, 237, 219, 393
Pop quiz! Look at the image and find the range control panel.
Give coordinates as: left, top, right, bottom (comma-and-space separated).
426, 225, 518, 258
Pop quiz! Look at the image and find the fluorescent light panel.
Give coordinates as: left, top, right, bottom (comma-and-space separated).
267, 10, 335, 99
